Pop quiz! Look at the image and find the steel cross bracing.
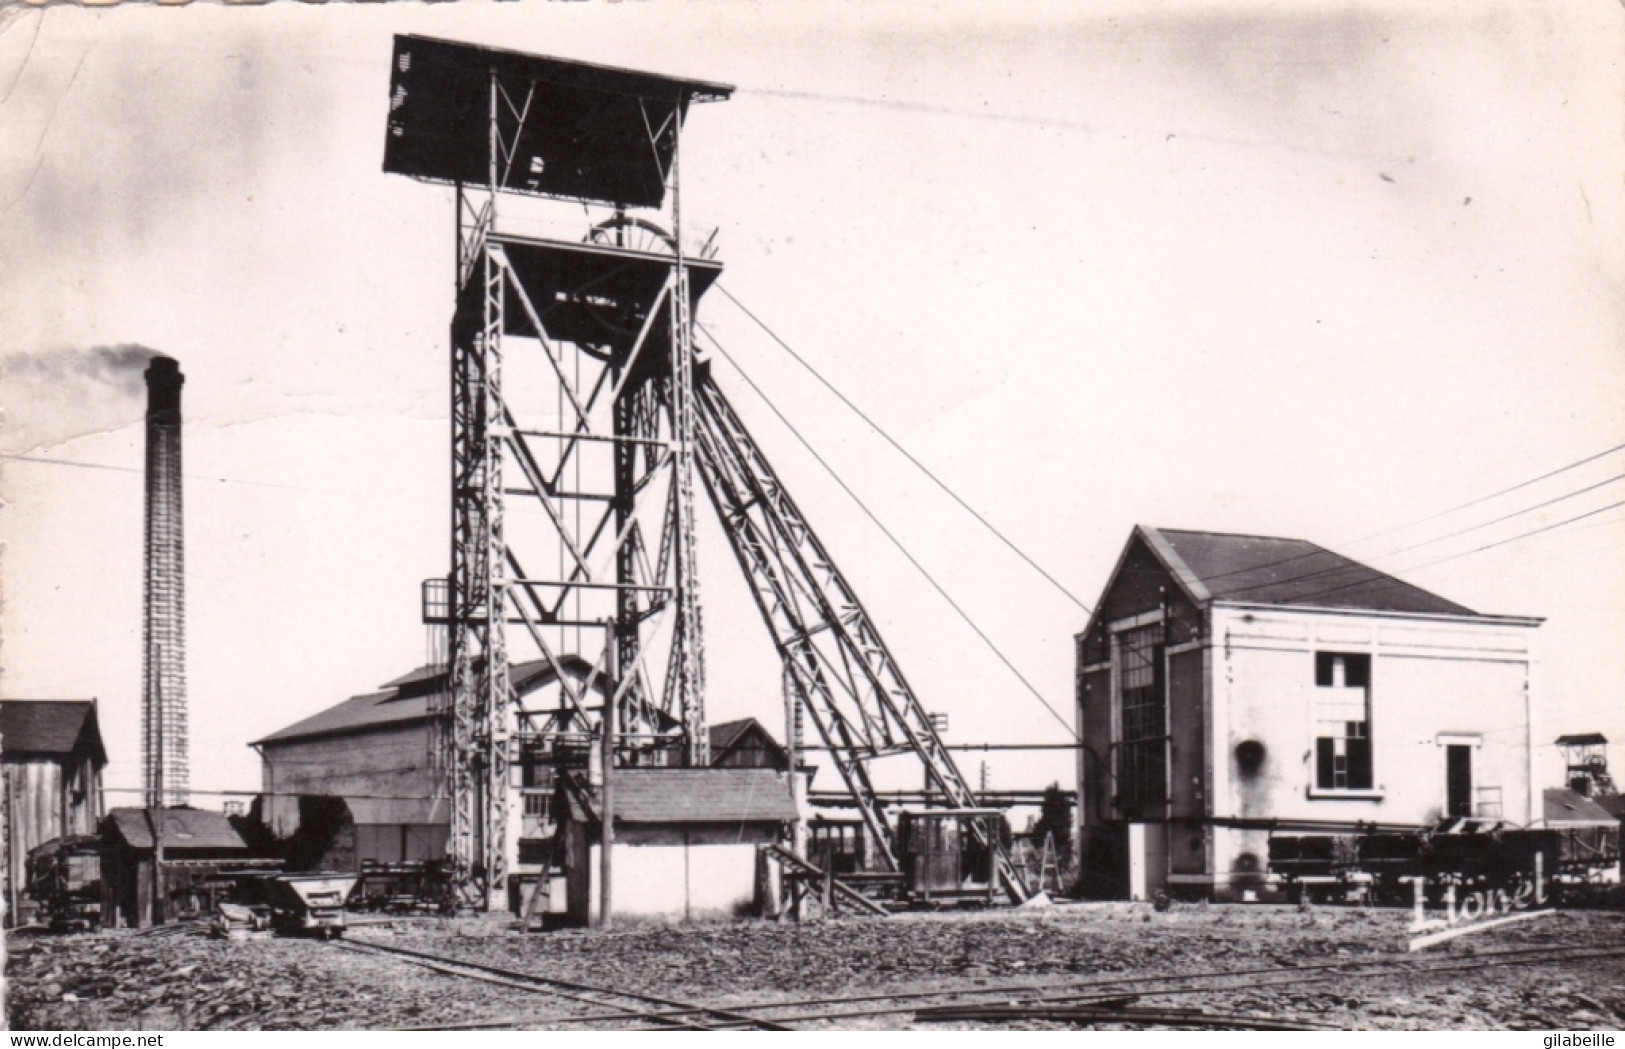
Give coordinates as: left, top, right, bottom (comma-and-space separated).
430, 67, 711, 907
691, 374, 1030, 902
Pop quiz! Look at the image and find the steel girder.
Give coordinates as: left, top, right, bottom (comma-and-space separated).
692, 374, 1030, 903
441, 177, 515, 910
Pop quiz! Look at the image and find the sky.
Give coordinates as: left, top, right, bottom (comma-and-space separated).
2, 0, 1622, 810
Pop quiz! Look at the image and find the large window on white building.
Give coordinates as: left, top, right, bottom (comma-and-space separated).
1314, 652, 1372, 790
1115, 623, 1167, 805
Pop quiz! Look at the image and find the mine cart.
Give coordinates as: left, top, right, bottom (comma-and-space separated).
25, 836, 103, 932
897, 808, 1006, 906
354, 859, 456, 913
265, 872, 357, 937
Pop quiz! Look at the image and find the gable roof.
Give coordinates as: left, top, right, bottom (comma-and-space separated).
0, 701, 107, 766
1137, 526, 1478, 617
561, 768, 798, 826
1542, 788, 1621, 826
104, 807, 248, 852
254, 656, 612, 747
708, 717, 787, 760
709, 718, 759, 753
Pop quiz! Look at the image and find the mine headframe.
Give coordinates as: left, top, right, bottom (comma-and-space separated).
385, 35, 1028, 908
386, 34, 730, 909
1557, 734, 1616, 798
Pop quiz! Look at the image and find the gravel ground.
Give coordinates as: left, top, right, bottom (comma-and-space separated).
7, 903, 1624, 1030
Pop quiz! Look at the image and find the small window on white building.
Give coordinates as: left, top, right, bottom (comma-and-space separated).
1314, 652, 1372, 791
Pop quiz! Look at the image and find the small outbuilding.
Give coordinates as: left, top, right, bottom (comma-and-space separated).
1536, 788, 1621, 878
100, 807, 258, 928
554, 767, 798, 925
0, 700, 107, 926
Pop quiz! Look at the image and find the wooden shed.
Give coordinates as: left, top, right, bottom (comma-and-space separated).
100, 807, 258, 928
0, 700, 107, 926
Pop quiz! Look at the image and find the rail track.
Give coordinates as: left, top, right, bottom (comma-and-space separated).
340, 934, 1625, 1030
331, 938, 792, 1030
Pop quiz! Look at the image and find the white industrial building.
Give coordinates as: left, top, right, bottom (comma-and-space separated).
1075, 526, 1542, 901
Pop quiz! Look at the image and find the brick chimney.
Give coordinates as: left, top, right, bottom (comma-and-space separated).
143, 356, 188, 808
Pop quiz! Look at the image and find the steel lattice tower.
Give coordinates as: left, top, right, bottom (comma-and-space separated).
383, 36, 1029, 909
385, 36, 732, 909
142, 356, 189, 809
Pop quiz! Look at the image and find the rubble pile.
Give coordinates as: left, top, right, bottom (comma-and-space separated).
6, 905, 1624, 1030
5, 926, 533, 1031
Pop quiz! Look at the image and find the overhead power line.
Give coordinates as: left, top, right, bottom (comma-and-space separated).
715, 285, 1093, 615
1396, 496, 1625, 575
1374, 440, 1625, 538
701, 326, 1080, 743
1, 451, 344, 494
1167, 439, 1625, 594
1217, 469, 1625, 602
714, 282, 1625, 617
1263, 496, 1625, 609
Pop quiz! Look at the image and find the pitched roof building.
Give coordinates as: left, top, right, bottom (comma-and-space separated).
0, 700, 107, 926
1076, 526, 1541, 901
252, 656, 680, 881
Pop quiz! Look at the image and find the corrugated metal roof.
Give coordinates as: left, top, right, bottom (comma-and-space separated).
1147, 526, 1478, 616
564, 768, 798, 826
1542, 788, 1620, 825
105, 807, 248, 852
254, 657, 606, 747
0, 701, 107, 765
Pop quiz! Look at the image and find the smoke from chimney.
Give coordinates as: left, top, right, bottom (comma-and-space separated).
1, 344, 160, 451
143, 356, 188, 808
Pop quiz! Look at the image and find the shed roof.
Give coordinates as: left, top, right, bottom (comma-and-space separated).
1142, 526, 1479, 616
1542, 788, 1620, 826
1556, 733, 1609, 746
562, 768, 798, 826
104, 808, 248, 852
254, 656, 606, 747
0, 701, 107, 766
